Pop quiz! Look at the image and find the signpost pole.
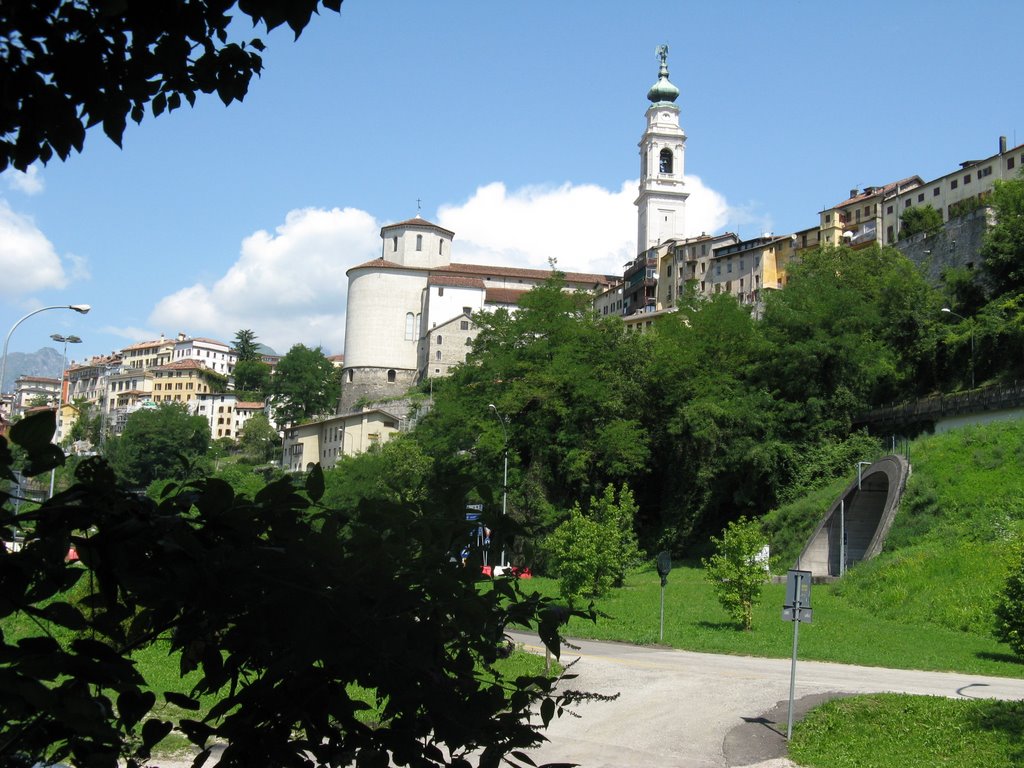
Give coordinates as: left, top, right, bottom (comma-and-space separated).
786, 596, 801, 740
659, 581, 666, 641
783, 569, 812, 741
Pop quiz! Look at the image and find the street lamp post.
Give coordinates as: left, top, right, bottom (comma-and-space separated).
1, 304, 91, 415
48, 333, 82, 498
50, 334, 83, 439
941, 307, 975, 390
488, 403, 509, 569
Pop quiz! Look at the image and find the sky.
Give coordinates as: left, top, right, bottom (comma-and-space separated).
3, 0, 1024, 365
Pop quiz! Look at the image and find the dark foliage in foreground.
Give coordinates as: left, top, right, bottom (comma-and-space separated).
1, 410, 591, 768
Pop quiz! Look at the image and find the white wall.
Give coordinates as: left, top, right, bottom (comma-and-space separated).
344, 267, 427, 369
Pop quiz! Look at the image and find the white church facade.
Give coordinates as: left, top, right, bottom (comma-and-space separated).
339, 217, 618, 411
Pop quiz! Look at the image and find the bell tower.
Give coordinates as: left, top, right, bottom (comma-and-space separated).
635, 45, 688, 255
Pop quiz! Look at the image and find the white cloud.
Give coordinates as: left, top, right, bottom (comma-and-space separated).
147, 178, 740, 355
437, 176, 732, 276
2, 164, 45, 195
149, 207, 379, 355
0, 200, 69, 297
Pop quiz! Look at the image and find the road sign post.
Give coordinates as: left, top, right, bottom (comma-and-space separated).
783, 569, 812, 740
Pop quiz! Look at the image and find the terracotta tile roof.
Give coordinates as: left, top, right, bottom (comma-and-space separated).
428, 274, 486, 289
347, 258, 409, 273
235, 401, 265, 410
380, 217, 455, 237
154, 359, 205, 371
347, 258, 618, 289
121, 338, 173, 352
16, 376, 59, 384
485, 288, 528, 305
185, 337, 231, 347
443, 262, 618, 287
827, 176, 924, 210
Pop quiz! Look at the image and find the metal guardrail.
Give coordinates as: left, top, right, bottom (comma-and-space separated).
855, 381, 1024, 428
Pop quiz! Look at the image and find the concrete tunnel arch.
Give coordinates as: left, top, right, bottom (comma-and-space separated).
795, 455, 909, 579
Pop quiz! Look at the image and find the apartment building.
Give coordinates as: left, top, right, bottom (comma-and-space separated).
883, 136, 1024, 244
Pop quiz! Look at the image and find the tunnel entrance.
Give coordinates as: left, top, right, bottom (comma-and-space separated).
796, 455, 908, 580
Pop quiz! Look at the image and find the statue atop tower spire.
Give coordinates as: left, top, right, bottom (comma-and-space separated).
647, 44, 680, 104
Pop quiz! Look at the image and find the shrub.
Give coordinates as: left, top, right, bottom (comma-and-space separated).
993, 538, 1024, 658
544, 484, 642, 605
702, 516, 769, 630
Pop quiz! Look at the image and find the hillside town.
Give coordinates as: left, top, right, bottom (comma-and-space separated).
0, 50, 1019, 468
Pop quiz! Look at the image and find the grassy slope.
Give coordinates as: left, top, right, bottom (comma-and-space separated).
833, 420, 1024, 635
518, 420, 1024, 676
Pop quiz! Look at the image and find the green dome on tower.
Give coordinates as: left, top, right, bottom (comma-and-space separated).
647, 44, 679, 104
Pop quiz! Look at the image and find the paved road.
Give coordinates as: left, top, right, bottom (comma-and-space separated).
506, 631, 1024, 768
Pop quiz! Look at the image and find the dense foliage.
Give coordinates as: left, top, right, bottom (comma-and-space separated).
1, 411, 591, 768
269, 343, 339, 427
412, 246, 946, 560
899, 204, 943, 239
104, 403, 210, 486
236, 412, 279, 463
0, 0, 345, 171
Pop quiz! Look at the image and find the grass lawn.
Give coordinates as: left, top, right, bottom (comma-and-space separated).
515, 566, 1024, 678
789, 694, 1024, 768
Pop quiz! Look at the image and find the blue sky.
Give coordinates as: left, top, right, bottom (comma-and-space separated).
3, 0, 1024, 363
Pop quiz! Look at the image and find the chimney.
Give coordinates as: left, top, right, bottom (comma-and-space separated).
177, 332, 186, 342
850, 188, 859, 198
1000, 135, 1008, 154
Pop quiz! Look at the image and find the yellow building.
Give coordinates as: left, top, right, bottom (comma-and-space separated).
819, 177, 923, 249
282, 408, 403, 472
150, 359, 213, 406
120, 336, 175, 370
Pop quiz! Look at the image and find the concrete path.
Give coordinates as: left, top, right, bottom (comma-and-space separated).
506, 631, 1024, 768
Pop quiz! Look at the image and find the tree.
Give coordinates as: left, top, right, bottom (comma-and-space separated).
0, 1, 345, 172
104, 403, 210, 486
702, 517, 769, 631
65, 398, 103, 448
322, 436, 434, 509
237, 411, 280, 464
898, 205, 943, 240
544, 484, 642, 605
643, 293, 787, 546
269, 344, 338, 427
232, 329, 261, 362
415, 274, 651, 539
981, 175, 1024, 298
993, 538, 1024, 658
1, 410, 593, 768
232, 358, 271, 394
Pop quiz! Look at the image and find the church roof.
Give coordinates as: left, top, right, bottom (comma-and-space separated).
485, 288, 528, 306
427, 274, 486, 289
380, 216, 455, 238
347, 259, 618, 288
442, 262, 618, 287
347, 258, 406, 272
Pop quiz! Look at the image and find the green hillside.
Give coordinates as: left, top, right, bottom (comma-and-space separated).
764, 417, 1024, 637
